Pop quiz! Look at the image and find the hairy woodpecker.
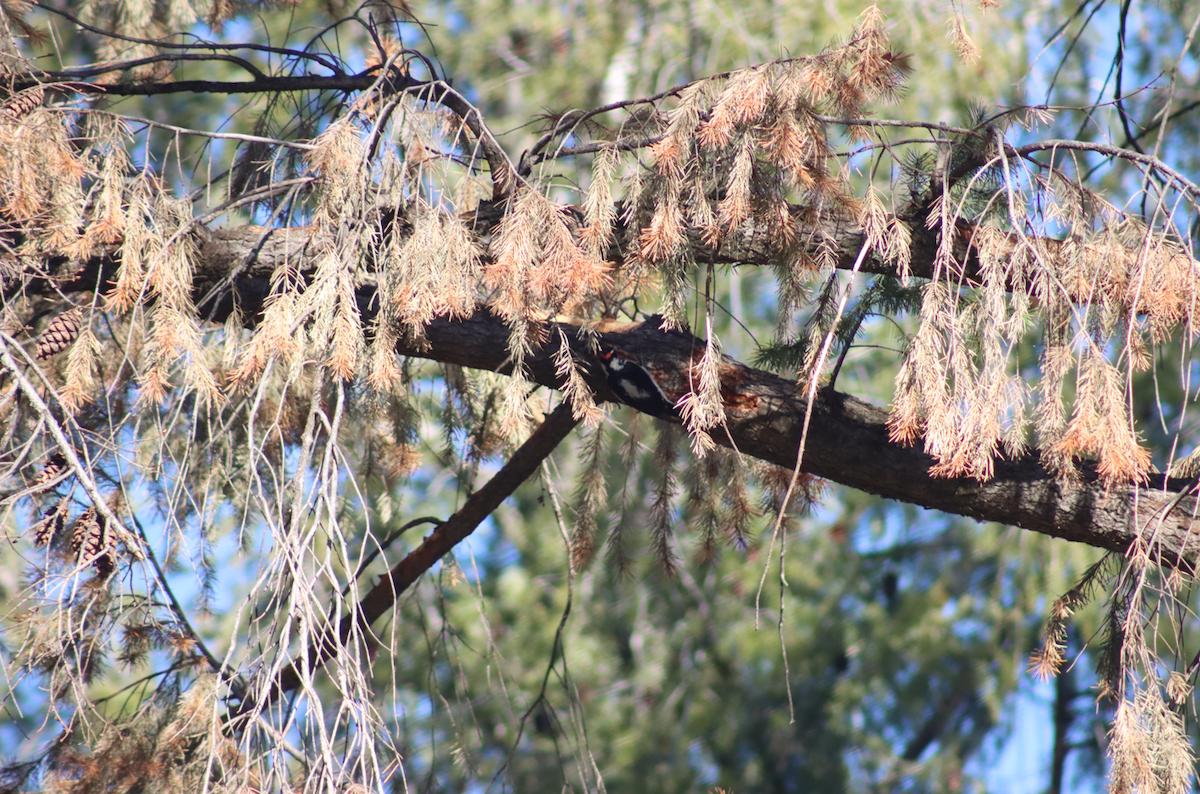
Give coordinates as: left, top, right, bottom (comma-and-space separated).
598, 346, 679, 419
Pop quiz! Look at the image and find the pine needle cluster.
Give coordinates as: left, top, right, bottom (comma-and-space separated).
887, 147, 1196, 488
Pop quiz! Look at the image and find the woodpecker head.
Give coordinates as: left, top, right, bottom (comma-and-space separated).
595, 343, 626, 370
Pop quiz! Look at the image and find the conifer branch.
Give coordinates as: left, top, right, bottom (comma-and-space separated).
10, 71, 518, 198
0, 332, 144, 561
19, 215, 1200, 567
376, 311, 1200, 570
27, 0, 344, 70
236, 402, 579, 715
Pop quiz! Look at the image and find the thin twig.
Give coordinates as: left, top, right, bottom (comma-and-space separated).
0, 332, 144, 560
235, 401, 580, 715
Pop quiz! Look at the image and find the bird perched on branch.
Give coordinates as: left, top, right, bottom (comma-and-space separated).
596, 345, 680, 420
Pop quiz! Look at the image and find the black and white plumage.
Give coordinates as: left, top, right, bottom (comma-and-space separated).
598, 346, 679, 419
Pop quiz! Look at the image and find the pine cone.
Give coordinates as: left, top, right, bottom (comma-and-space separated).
70, 507, 102, 559
35, 309, 82, 360
30, 452, 67, 494
71, 506, 117, 577
32, 497, 69, 547
1, 85, 45, 120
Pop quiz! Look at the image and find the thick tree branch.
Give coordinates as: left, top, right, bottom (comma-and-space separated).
237, 402, 580, 714
15, 71, 388, 96
27, 1, 344, 70
384, 310, 1200, 568
24, 210, 1200, 569
12, 70, 518, 197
